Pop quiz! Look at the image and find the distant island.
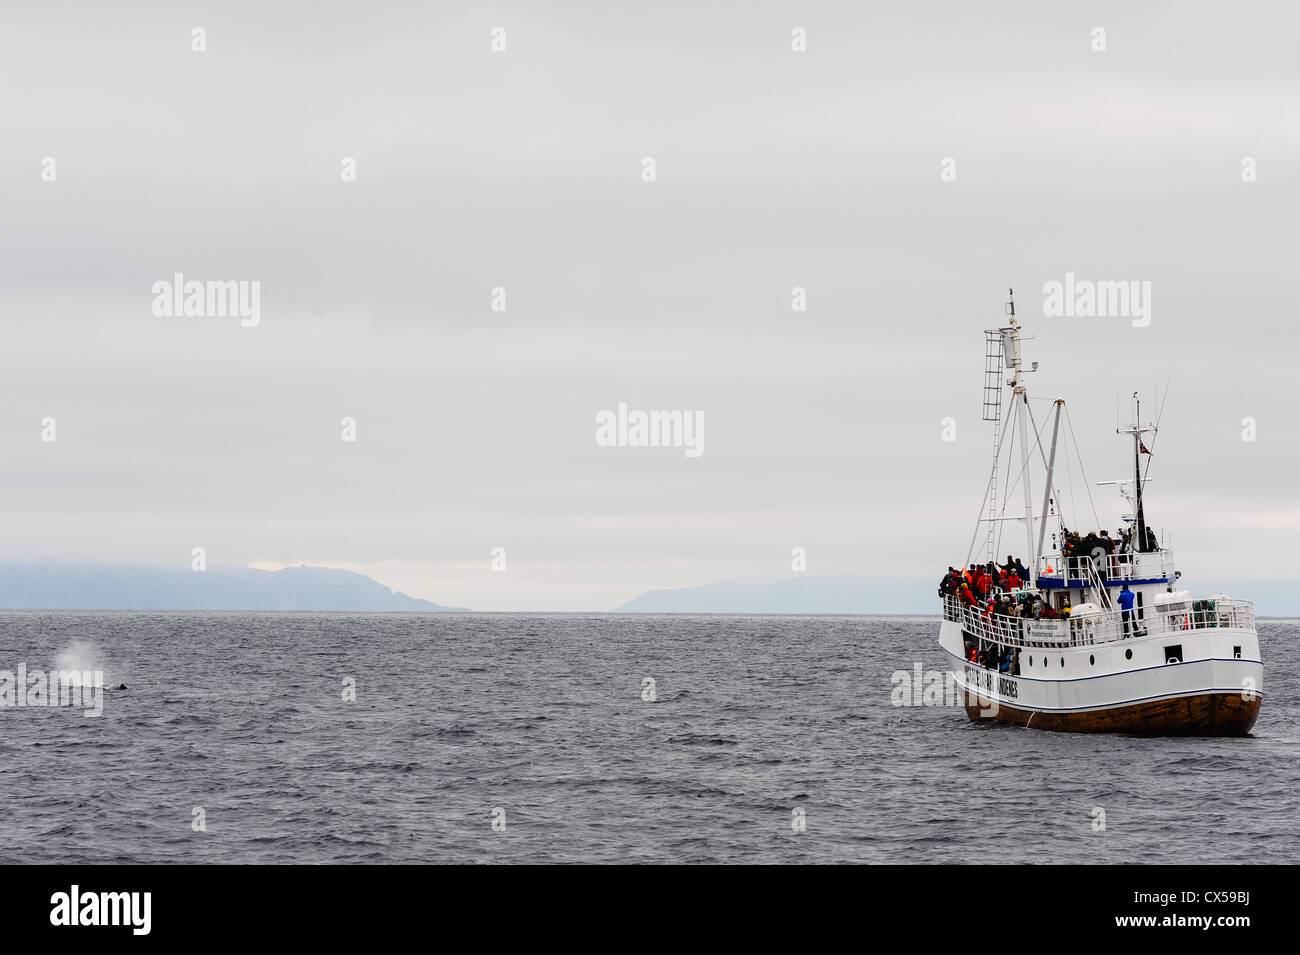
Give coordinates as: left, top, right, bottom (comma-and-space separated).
0, 564, 466, 612
616, 575, 1300, 616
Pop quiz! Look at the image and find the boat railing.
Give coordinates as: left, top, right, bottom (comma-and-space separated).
941, 592, 1254, 649
1036, 549, 1176, 585
1081, 557, 1113, 610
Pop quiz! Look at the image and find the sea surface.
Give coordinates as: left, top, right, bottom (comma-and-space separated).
0, 612, 1295, 864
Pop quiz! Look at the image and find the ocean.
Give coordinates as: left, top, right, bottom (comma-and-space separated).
1, 612, 1294, 864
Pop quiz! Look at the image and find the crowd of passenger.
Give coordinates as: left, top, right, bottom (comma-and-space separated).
938, 555, 1031, 605
972, 643, 1019, 675
940, 529, 1160, 676
1061, 524, 1158, 562
942, 558, 1074, 610
942, 524, 1161, 612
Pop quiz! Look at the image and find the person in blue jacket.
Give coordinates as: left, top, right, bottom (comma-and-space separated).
1117, 584, 1137, 636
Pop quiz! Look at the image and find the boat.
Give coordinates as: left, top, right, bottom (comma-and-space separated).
937, 291, 1262, 735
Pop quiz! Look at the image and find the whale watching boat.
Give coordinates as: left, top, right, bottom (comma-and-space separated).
938, 292, 1262, 734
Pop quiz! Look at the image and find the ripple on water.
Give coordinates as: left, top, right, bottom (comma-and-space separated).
0, 612, 1293, 864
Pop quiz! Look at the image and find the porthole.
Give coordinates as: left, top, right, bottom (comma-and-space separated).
1060, 657, 1065, 667
1028, 656, 1033, 667
1089, 655, 1095, 666
1125, 648, 1133, 660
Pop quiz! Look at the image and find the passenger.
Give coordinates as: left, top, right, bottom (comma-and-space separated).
1099, 531, 1118, 576
1118, 583, 1136, 637
1067, 530, 1082, 561
938, 567, 955, 597
959, 583, 976, 607
1006, 570, 1022, 591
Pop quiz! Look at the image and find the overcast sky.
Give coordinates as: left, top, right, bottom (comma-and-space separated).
3, 2, 1298, 610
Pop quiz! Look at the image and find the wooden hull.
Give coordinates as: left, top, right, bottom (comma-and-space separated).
963, 689, 1260, 736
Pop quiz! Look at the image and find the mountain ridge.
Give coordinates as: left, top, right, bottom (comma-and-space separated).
0, 563, 466, 612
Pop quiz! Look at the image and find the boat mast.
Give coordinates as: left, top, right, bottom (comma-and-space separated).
969, 289, 1040, 570
1015, 379, 1037, 573
1001, 290, 1038, 572
1037, 398, 1064, 561
1119, 392, 1154, 553
1133, 394, 1144, 551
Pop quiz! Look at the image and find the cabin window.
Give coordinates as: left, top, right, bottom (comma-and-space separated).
1164, 644, 1182, 664
1233, 645, 1241, 659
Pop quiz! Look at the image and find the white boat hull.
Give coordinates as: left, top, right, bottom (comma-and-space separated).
938, 619, 1263, 735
